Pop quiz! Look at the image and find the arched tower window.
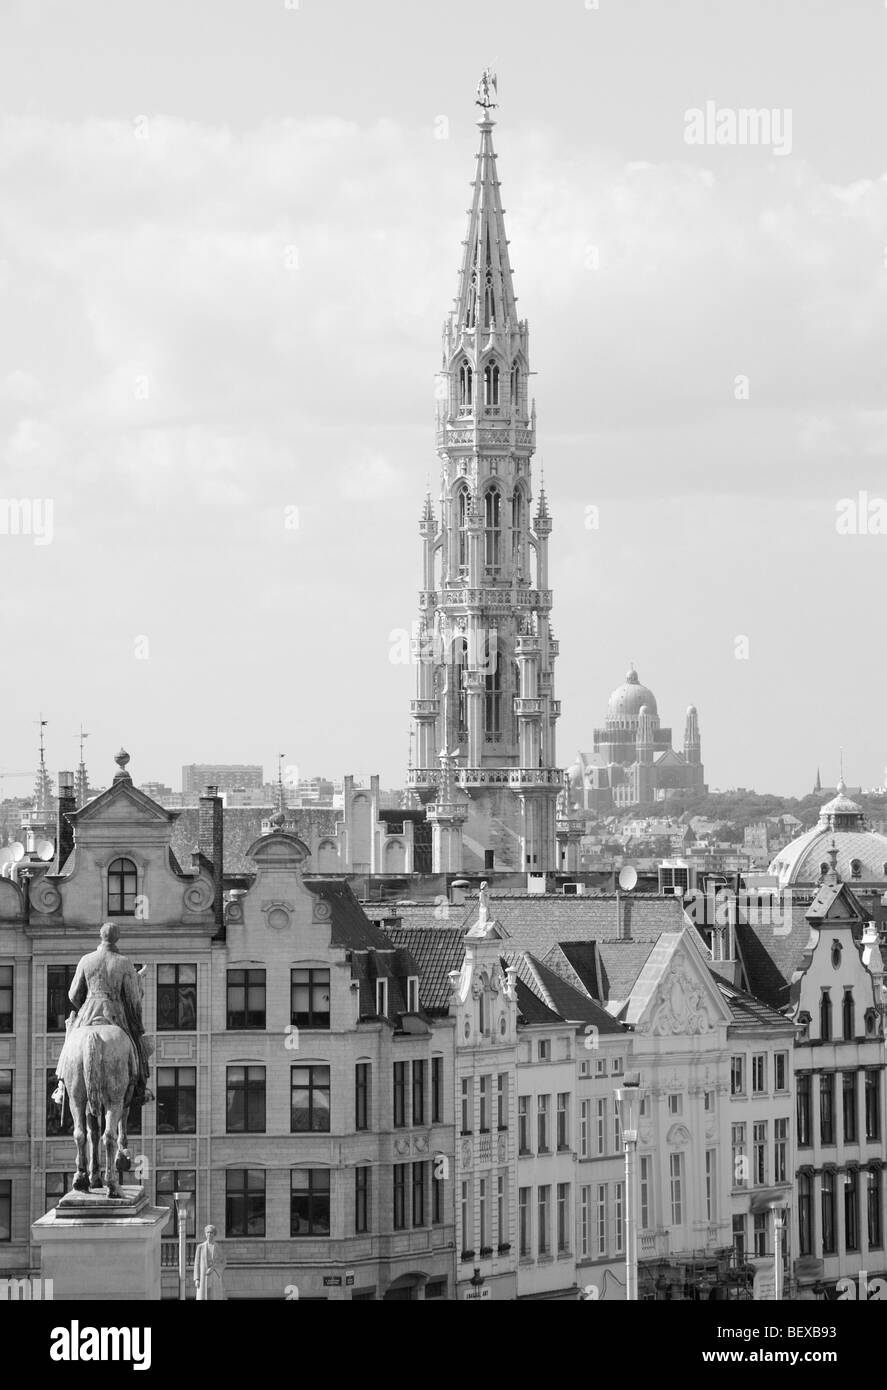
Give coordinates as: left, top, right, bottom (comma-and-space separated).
511, 488, 524, 572
484, 488, 501, 573
510, 359, 522, 413
485, 640, 502, 742
456, 485, 470, 574
458, 360, 473, 408
108, 857, 137, 916
843, 987, 855, 1040
483, 360, 500, 407
820, 988, 832, 1041
448, 637, 468, 749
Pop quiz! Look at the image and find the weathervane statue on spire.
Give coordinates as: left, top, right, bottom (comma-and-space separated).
476, 66, 498, 111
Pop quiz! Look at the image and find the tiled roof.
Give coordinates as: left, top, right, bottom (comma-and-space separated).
715, 976, 795, 1030
304, 879, 395, 952
383, 925, 467, 1014
509, 951, 626, 1033
170, 805, 342, 876
514, 977, 562, 1025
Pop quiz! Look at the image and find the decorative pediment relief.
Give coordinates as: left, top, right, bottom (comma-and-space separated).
637, 953, 716, 1037
667, 1123, 691, 1146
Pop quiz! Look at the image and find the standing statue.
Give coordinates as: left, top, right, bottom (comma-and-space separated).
51, 922, 154, 1197
194, 1225, 226, 1301
476, 66, 498, 111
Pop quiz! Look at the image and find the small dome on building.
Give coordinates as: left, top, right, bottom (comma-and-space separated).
607, 668, 658, 722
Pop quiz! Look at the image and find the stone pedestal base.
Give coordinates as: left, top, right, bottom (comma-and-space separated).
32, 1186, 171, 1300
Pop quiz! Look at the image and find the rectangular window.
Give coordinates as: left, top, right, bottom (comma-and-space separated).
614, 1181, 624, 1255
595, 1058, 607, 1078
226, 1169, 265, 1237
752, 1054, 766, 1095
640, 1155, 651, 1230
705, 1149, 717, 1221
753, 1122, 767, 1187
496, 1073, 507, 1130
291, 968, 330, 1028
433, 1163, 444, 1225
156, 1169, 196, 1238
731, 1123, 746, 1189
730, 1055, 745, 1095
461, 1180, 470, 1252
821, 1170, 836, 1255
0, 965, 12, 1032
611, 1057, 624, 1076
667, 1093, 682, 1117
580, 1185, 591, 1259
412, 1060, 426, 1128
798, 1173, 812, 1256
537, 1185, 550, 1256
669, 1152, 683, 1226
393, 1165, 408, 1232
579, 1099, 590, 1159
797, 1073, 811, 1146
845, 1168, 860, 1252
393, 1061, 408, 1128
412, 1161, 426, 1228
842, 988, 855, 1041
46, 965, 76, 1033
0, 1180, 10, 1241
753, 1211, 767, 1257
774, 1118, 789, 1184
557, 1183, 569, 1253
517, 1094, 529, 1153
497, 1174, 505, 1246
613, 1103, 622, 1152
158, 1066, 197, 1134
375, 978, 388, 1017
732, 1214, 746, 1263
45, 1171, 73, 1215
478, 1176, 487, 1249
596, 1184, 607, 1257
865, 1070, 881, 1142
596, 1098, 607, 1155
820, 1072, 835, 1146
406, 976, 419, 1013
774, 1051, 788, 1092
537, 1094, 550, 1153
0, 1070, 11, 1138
226, 968, 265, 1029
557, 1092, 569, 1151
867, 1167, 883, 1249
479, 1074, 490, 1132
461, 1077, 472, 1135
156, 963, 197, 1031
519, 1187, 531, 1257
355, 1062, 370, 1131
226, 1065, 265, 1134
290, 1065, 330, 1133
432, 1056, 444, 1124
355, 1166, 370, 1234
842, 1071, 858, 1144
538, 1039, 550, 1062
703, 1090, 714, 1112
46, 1070, 74, 1137
291, 1168, 330, 1237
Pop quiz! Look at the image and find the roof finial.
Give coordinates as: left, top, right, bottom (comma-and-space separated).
475, 66, 498, 114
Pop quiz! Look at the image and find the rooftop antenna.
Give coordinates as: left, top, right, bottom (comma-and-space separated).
277, 752, 287, 811
77, 725, 89, 762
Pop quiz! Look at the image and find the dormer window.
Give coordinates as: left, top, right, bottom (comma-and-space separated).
108, 857, 137, 916
406, 977, 419, 1013
375, 978, 388, 1017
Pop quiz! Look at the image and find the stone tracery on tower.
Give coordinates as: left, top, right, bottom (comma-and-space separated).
407, 76, 562, 873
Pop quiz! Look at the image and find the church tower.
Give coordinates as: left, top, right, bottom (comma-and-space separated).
408, 72, 562, 871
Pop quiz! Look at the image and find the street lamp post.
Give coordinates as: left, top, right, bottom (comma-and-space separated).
615, 1075, 642, 1302
174, 1191, 191, 1302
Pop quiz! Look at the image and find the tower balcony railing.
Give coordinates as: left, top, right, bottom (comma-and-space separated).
436, 587, 552, 612
407, 765, 564, 789
436, 422, 535, 449
410, 699, 439, 718
514, 698, 545, 717
550, 699, 562, 718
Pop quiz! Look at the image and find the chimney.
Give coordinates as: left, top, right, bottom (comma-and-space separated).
199, 785, 224, 928
56, 770, 76, 870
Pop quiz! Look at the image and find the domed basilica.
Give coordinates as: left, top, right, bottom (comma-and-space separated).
567, 667, 705, 811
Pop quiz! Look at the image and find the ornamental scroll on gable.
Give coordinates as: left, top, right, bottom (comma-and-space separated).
638, 954, 715, 1037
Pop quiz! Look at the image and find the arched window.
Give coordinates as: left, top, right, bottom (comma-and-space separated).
483, 359, 500, 407
819, 862, 830, 878
108, 857, 137, 916
458, 359, 473, 408
485, 641, 501, 742
510, 359, 521, 410
831, 940, 842, 970
456, 485, 470, 573
511, 488, 523, 570
449, 637, 468, 748
843, 987, 855, 1040
466, 272, 478, 329
820, 988, 832, 1042
850, 858, 862, 880
484, 266, 494, 328
484, 488, 501, 573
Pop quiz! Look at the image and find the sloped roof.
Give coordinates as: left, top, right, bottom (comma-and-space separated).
715, 976, 796, 1031
514, 977, 563, 1025
383, 925, 467, 1014
304, 879, 395, 951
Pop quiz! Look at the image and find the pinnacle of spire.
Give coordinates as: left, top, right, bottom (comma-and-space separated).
32, 716, 53, 818
421, 491, 436, 525
453, 84, 518, 336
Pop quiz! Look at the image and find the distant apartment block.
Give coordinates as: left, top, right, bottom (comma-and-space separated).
181, 765, 263, 799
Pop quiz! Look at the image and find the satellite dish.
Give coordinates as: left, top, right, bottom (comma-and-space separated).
35, 838, 55, 862
618, 865, 638, 892
9, 842, 25, 863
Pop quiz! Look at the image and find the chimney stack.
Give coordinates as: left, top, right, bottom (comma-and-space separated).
199, 785, 224, 928
56, 770, 76, 870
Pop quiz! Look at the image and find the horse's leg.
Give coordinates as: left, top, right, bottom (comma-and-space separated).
104, 1101, 122, 1198
87, 1109, 102, 1187
71, 1090, 90, 1192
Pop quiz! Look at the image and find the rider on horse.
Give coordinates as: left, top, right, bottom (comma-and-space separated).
52, 922, 154, 1109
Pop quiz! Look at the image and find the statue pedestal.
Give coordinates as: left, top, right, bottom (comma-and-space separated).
32, 1186, 171, 1301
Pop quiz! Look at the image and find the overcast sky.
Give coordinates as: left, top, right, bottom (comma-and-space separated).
0, 0, 885, 802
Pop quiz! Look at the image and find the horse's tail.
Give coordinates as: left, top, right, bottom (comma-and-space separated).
83, 1030, 103, 1117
